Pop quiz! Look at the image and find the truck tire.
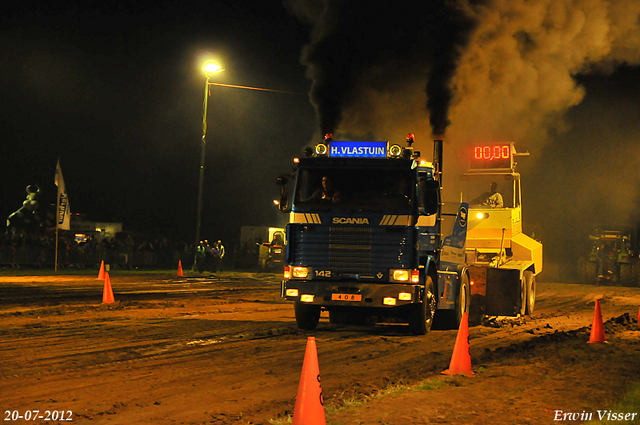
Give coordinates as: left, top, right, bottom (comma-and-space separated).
409, 274, 436, 335
524, 271, 535, 315
518, 275, 527, 316
442, 272, 471, 329
620, 264, 632, 286
294, 301, 321, 330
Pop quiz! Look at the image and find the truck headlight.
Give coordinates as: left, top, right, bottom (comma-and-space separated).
390, 269, 410, 282
292, 266, 310, 279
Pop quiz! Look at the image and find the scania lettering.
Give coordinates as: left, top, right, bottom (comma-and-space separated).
277, 135, 470, 334
332, 217, 370, 225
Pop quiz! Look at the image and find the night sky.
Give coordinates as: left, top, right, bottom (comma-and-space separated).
2, 1, 640, 268
1, 1, 316, 248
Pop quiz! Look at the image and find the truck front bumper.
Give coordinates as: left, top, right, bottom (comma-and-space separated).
281, 280, 421, 308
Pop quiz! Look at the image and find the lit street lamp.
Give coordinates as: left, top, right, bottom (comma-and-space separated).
195, 62, 224, 260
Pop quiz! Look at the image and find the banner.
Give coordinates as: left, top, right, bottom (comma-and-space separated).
54, 159, 71, 230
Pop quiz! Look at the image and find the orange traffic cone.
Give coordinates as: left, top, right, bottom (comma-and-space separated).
292, 337, 326, 425
102, 272, 115, 304
177, 260, 184, 277
588, 299, 607, 343
442, 312, 474, 376
96, 260, 105, 280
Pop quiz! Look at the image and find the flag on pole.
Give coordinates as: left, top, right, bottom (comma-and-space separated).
55, 159, 71, 230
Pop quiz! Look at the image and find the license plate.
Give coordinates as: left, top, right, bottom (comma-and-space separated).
331, 293, 362, 302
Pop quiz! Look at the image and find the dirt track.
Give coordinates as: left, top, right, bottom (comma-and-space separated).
1, 272, 639, 425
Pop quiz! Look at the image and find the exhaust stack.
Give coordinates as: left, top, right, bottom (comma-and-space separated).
433, 139, 443, 186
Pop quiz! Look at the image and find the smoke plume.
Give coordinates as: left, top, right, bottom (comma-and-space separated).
447, 0, 640, 147
287, 0, 476, 137
289, 0, 640, 146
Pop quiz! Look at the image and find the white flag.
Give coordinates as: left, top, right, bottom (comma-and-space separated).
55, 159, 71, 230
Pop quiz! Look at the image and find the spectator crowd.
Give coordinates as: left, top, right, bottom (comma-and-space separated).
0, 229, 195, 270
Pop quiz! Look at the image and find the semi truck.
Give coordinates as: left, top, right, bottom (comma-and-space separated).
277, 135, 541, 334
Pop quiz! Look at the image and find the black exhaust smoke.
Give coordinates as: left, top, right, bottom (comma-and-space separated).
290, 0, 477, 136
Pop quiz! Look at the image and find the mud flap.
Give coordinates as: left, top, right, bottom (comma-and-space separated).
485, 268, 521, 316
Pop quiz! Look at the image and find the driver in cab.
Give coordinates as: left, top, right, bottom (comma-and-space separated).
309, 176, 342, 203
472, 181, 503, 208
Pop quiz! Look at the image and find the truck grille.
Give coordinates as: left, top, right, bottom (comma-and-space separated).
289, 225, 411, 273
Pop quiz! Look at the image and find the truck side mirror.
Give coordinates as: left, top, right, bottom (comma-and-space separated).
277, 174, 290, 212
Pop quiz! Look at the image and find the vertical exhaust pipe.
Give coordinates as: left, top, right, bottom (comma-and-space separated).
433, 139, 444, 248
433, 139, 443, 186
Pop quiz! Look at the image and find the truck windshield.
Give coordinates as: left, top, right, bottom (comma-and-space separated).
294, 168, 414, 212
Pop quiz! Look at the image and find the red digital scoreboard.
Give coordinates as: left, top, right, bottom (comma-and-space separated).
470, 144, 513, 170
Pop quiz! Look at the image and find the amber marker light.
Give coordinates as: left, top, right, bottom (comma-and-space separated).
398, 292, 412, 301
300, 294, 315, 303
411, 270, 420, 284
383, 297, 397, 306
286, 288, 299, 297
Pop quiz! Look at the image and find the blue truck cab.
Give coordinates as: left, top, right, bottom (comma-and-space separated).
278, 136, 470, 334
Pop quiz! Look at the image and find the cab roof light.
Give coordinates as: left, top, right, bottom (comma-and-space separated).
315, 143, 328, 156
389, 144, 402, 158
406, 133, 415, 146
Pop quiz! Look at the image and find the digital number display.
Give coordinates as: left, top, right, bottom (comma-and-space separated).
470, 144, 512, 169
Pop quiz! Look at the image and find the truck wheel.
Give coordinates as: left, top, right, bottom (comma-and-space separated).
524, 271, 535, 315
294, 301, 321, 330
442, 272, 470, 329
409, 275, 436, 335
518, 275, 527, 316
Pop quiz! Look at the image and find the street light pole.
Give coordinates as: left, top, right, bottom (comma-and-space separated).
195, 63, 223, 266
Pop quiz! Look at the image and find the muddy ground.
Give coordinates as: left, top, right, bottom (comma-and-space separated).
1, 271, 639, 425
